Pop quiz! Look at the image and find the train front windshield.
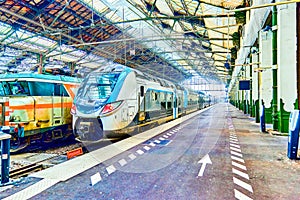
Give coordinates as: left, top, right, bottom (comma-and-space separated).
77, 73, 120, 103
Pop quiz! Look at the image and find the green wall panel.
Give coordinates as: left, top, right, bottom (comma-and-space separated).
278, 99, 291, 133
264, 100, 272, 124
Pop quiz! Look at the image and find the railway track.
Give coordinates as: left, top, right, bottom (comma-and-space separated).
6, 137, 121, 179
9, 163, 44, 179
8, 142, 84, 179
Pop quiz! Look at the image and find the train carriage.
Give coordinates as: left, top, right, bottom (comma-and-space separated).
72, 64, 210, 143
0, 73, 81, 152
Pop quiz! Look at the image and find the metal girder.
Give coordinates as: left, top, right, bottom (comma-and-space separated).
111, 14, 234, 26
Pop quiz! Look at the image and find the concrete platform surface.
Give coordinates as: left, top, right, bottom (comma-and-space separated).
0, 103, 299, 200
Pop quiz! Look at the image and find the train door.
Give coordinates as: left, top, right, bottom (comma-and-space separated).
138, 85, 146, 122
173, 92, 178, 119
52, 83, 63, 125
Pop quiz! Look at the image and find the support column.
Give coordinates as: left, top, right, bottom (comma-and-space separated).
272, 1, 279, 130
1, 133, 11, 184
251, 51, 259, 120
256, 70, 262, 123
37, 54, 45, 74
250, 56, 253, 116
68, 62, 75, 76
277, 3, 297, 133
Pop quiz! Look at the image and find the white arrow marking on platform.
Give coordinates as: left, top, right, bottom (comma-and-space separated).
197, 154, 212, 177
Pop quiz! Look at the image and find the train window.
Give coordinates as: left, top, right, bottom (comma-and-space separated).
77, 73, 120, 101
61, 85, 69, 97
159, 92, 165, 101
19, 82, 29, 95
29, 82, 54, 96
54, 84, 61, 96
140, 86, 144, 97
53, 84, 69, 96
0, 83, 5, 96
3, 82, 10, 95
8, 81, 29, 95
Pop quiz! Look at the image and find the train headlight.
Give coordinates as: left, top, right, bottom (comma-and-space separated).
70, 103, 76, 115
100, 100, 123, 115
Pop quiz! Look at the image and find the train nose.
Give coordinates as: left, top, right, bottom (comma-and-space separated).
75, 118, 103, 142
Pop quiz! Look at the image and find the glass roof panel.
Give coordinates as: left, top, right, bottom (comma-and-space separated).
182, 21, 193, 30
12, 41, 48, 53
80, 0, 109, 14
105, 10, 123, 22
28, 36, 56, 48
155, 0, 174, 16
2, 47, 23, 56
0, 21, 12, 34
169, 0, 184, 13
131, 0, 146, 7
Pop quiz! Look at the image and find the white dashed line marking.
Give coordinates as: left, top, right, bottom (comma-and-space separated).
154, 140, 161, 143
234, 189, 253, 200
233, 177, 253, 193
232, 161, 247, 171
230, 143, 241, 148
232, 168, 250, 180
230, 147, 242, 152
149, 142, 156, 147
136, 150, 144, 155
163, 135, 169, 138
230, 138, 238, 142
118, 159, 127, 166
167, 133, 172, 136
106, 165, 116, 175
90, 172, 102, 186
230, 140, 239, 144
128, 154, 136, 160
159, 137, 165, 140
230, 151, 243, 157
143, 146, 151, 151
231, 156, 245, 163
227, 114, 253, 200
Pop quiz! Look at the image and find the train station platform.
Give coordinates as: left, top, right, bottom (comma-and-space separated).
1, 103, 299, 200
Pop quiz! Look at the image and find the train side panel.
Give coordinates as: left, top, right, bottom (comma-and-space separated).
0, 74, 80, 151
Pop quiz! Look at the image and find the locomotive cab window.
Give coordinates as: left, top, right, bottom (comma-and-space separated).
8, 81, 29, 95
0, 82, 6, 96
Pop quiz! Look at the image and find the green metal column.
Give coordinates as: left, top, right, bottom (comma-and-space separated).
272, 1, 279, 131
249, 56, 253, 116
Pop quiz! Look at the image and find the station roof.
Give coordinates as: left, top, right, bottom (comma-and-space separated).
0, 0, 245, 84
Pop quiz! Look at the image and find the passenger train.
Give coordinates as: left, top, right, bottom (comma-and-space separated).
0, 73, 81, 152
71, 64, 211, 142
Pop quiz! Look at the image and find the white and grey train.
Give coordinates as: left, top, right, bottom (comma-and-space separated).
71, 64, 211, 142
